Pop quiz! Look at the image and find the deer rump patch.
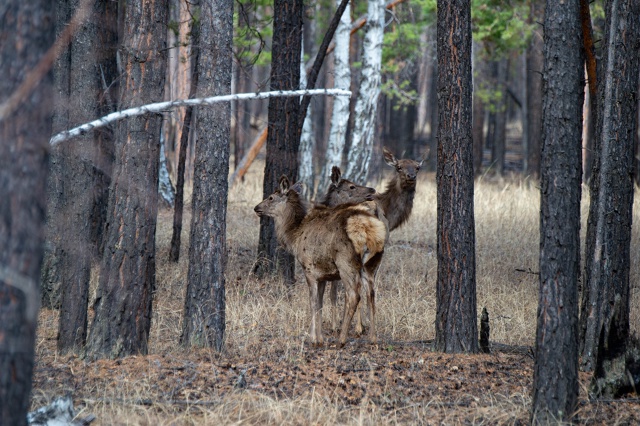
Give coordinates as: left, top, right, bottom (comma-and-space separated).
345, 209, 386, 261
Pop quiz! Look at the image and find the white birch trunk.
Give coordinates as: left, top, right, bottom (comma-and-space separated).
158, 138, 175, 207
298, 43, 315, 198
344, 0, 385, 184
319, 0, 351, 193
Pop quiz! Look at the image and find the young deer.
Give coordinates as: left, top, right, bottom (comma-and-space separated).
328, 147, 427, 334
254, 176, 386, 347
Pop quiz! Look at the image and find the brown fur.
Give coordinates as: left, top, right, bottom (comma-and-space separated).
254, 176, 386, 347
325, 149, 428, 334
320, 166, 376, 207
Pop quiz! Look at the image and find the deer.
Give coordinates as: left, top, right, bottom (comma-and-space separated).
254, 175, 387, 348
327, 147, 428, 334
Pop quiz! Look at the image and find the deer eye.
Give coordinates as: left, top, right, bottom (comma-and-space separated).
269, 196, 273, 201
350, 185, 355, 190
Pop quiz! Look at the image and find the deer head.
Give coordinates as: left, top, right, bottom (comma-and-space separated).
382, 147, 429, 189
321, 166, 376, 207
254, 176, 304, 218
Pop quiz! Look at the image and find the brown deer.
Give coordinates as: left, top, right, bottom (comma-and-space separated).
328, 147, 428, 333
254, 176, 386, 347
319, 166, 377, 208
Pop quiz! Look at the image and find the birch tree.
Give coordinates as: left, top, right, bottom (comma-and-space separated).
345, 0, 386, 184
298, 44, 315, 198
319, 0, 352, 193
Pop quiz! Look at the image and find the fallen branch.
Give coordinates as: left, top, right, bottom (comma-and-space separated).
50, 89, 352, 145
229, 127, 268, 188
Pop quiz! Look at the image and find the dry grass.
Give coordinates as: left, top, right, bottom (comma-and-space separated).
33, 161, 640, 424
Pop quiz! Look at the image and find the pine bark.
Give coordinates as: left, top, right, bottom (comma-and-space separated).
434, 0, 478, 354
0, 2, 53, 423
169, 14, 200, 263
579, 0, 639, 373
181, 0, 233, 350
86, 0, 168, 359
531, 0, 583, 422
255, 0, 303, 283
49, 0, 112, 354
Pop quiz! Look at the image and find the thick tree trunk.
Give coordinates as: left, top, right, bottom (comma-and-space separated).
181, 0, 233, 351
86, 0, 168, 359
526, 0, 544, 179
579, 0, 639, 373
320, 0, 352, 193
51, 0, 103, 354
254, 0, 303, 283
0, 2, 53, 423
434, 0, 478, 354
531, 0, 583, 422
345, 0, 385, 184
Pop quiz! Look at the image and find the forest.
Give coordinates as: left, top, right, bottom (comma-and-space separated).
1, 0, 639, 424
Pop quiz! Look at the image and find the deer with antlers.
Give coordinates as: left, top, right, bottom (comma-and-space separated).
254, 176, 387, 347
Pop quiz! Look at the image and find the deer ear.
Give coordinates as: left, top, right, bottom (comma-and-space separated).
331, 166, 342, 184
418, 147, 431, 167
383, 147, 397, 167
290, 181, 304, 194
279, 175, 290, 193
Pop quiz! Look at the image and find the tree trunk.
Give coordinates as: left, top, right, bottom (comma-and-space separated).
434, 0, 478, 354
0, 2, 53, 423
345, 0, 385, 184
86, 0, 168, 359
169, 15, 200, 263
472, 45, 486, 177
254, 0, 303, 283
526, 0, 544, 179
531, 0, 583, 422
579, 0, 639, 373
320, 0, 352, 193
50, 0, 104, 354
491, 59, 508, 176
298, 44, 316, 199
181, 0, 233, 351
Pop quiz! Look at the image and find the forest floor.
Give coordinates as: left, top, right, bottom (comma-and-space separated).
32, 313, 640, 425
31, 168, 640, 425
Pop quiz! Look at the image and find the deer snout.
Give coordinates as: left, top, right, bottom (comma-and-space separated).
254, 205, 264, 216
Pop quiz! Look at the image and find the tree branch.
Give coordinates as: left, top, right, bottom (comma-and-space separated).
50, 89, 352, 145
297, 0, 351, 135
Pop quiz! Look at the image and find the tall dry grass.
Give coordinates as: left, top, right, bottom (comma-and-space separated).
35, 160, 640, 424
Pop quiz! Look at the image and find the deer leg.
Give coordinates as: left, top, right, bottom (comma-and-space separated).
316, 280, 326, 344
354, 293, 365, 336
338, 272, 360, 348
306, 276, 322, 346
361, 270, 376, 344
330, 280, 340, 332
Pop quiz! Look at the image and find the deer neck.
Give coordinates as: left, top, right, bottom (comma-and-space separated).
378, 178, 416, 231
273, 200, 307, 250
